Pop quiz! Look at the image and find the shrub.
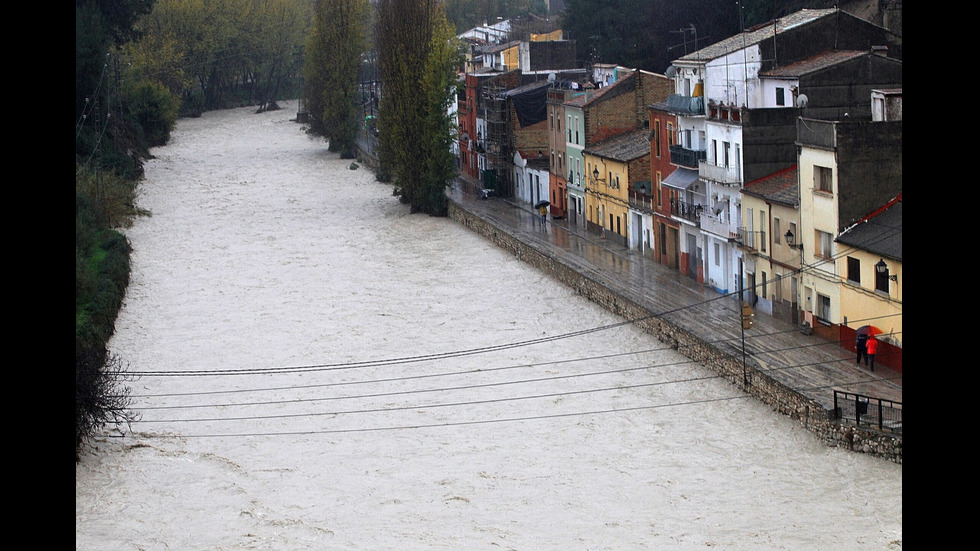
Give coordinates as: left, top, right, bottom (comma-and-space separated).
125, 80, 180, 148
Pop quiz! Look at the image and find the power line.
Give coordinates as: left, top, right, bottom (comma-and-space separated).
123, 362, 899, 439
132, 331, 901, 425
131, 321, 902, 409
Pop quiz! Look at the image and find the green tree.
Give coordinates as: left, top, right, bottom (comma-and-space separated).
305, 0, 368, 158
376, 0, 463, 215
134, 0, 311, 114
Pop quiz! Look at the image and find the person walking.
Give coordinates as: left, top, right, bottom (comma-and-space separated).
539, 204, 548, 224
856, 333, 868, 365
865, 335, 878, 372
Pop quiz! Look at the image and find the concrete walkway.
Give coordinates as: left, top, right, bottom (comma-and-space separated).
448, 174, 902, 412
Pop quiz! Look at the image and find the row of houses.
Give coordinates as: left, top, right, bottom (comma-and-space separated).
452, 8, 902, 371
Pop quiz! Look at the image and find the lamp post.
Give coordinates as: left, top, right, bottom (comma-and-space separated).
876, 259, 897, 281
590, 166, 606, 236
784, 229, 803, 250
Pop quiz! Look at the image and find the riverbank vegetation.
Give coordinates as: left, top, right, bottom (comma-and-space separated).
75, 0, 313, 459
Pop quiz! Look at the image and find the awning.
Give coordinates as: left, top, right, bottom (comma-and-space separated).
662, 168, 699, 190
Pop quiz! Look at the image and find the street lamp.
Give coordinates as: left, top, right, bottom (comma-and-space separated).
876, 259, 897, 281
784, 229, 803, 250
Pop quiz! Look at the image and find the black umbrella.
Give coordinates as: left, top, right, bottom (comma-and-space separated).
534, 200, 550, 209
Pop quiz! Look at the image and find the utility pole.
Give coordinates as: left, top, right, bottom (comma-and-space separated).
740, 301, 754, 388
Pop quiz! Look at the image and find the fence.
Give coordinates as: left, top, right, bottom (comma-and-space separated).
833, 390, 902, 434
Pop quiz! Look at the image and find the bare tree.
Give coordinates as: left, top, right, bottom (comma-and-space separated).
76, 350, 140, 461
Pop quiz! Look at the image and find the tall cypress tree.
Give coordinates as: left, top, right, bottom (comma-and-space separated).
305, 0, 367, 158
376, 0, 462, 215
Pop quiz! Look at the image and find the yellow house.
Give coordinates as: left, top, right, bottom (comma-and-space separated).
502, 42, 519, 71
797, 143, 844, 335
739, 165, 801, 326
796, 118, 901, 372
583, 131, 650, 247
835, 198, 902, 348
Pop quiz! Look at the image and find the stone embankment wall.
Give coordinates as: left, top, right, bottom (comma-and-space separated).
449, 200, 902, 464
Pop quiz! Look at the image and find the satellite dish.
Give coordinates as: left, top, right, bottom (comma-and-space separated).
795, 94, 809, 109
547, 72, 556, 82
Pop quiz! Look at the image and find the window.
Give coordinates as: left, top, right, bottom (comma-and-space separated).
761, 271, 768, 298
875, 267, 891, 293
760, 210, 767, 253
847, 257, 861, 284
774, 218, 781, 244
814, 165, 832, 193
655, 120, 661, 158
714, 243, 720, 266
667, 123, 674, 147
817, 230, 833, 258
776, 87, 785, 106
712, 139, 718, 164
656, 172, 662, 207
723, 142, 731, 167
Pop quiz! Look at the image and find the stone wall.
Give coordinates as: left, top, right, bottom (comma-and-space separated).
449, 200, 902, 464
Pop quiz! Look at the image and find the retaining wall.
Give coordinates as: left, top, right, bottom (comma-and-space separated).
449, 200, 902, 464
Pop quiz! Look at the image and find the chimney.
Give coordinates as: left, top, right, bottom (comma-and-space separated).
584, 82, 595, 101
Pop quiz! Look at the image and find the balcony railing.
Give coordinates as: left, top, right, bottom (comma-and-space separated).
701, 212, 740, 240
698, 161, 741, 185
736, 228, 763, 250
628, 190, 655, 213
669, 145, 706, 169
670, 199, 704, 225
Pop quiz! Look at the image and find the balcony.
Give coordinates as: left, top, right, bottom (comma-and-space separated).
736, 228, 763, 251
698, 161, 741, 185
669, 145, 706, 169
666, 94, 705, 116
669, 199, 704, 225
700, 212, 740, 240
628, 190, 655, 213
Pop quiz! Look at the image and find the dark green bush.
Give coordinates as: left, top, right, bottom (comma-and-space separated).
125, 81, 180, 147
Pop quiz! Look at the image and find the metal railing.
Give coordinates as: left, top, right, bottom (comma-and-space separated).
833, 390, 902, 434
669, 145, 706, 169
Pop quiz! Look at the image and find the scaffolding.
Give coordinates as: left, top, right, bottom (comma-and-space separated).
481, 84, 511, 196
